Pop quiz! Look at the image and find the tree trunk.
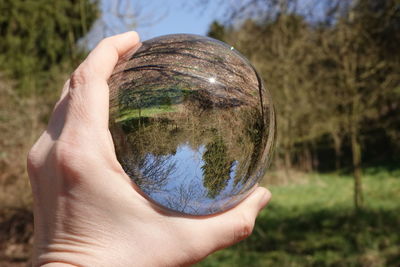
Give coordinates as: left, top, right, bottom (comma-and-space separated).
284, 149, 292, 183
304, 143, 313, 172
332, 132, 342, 171
311, 141, 319, 170
350, 124, 363, 209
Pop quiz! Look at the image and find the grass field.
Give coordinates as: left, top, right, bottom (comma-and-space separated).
116, 105, 176, 122
197, 169, 400, 267
0, 169, 399, 266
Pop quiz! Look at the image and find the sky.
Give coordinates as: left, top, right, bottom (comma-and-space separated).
133, 0, 227, 40
83, 0, 227, 48
83, 0, 328, 49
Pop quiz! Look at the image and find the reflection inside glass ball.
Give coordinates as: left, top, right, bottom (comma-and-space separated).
108, 34, 275, 215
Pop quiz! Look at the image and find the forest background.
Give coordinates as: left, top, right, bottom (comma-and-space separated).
0, 0, 399, 266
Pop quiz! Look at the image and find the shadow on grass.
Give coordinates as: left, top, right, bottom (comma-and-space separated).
201, 205, 400, 267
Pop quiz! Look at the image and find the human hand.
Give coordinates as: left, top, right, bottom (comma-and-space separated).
27, 32, 271, 267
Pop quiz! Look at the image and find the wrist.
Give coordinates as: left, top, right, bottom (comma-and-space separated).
33, 246, 98, 267
32, 237, 150, 267
32, 233, 108, 267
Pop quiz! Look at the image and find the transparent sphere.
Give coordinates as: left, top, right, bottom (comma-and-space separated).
109, 34, 275, 215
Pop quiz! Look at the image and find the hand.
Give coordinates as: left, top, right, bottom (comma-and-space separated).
27, 32, 271, 267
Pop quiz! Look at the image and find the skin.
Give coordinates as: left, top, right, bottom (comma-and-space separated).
27, 31, 272, 267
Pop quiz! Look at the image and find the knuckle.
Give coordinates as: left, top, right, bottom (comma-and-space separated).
52, 141, 84, 175
67, 74, 89, 122
69, 65, 91, 89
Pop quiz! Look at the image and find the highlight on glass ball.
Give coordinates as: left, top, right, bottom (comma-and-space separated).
108, 34, 275, 215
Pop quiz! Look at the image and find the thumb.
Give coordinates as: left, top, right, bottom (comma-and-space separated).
190, 187, 271, 252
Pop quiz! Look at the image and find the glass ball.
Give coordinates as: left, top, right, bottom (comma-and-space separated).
108, 34, 275, 215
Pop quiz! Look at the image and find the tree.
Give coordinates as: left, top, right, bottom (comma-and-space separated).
0, 0, 99, 94
207, 21, 225, 40
202, 136, 234, 198
220, 14, 331, 178
205, 0, 400, 208
318, 0, 400, 208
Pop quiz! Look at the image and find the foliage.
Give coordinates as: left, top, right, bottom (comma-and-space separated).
207, 21, 225, 40
0, 1, 99, 260
0, 0, 99, 94
202, 135, 234, 198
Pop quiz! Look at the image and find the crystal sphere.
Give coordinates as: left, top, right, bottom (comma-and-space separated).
108, 34, 275, 215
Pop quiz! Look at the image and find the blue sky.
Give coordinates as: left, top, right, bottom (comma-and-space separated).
133, 0, 227, 40
83, 0, 226, 48
82, 0, 326, 48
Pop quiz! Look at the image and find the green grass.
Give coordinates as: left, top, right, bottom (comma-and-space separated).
116, 105, 176, 122
197, 170, 400, 267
